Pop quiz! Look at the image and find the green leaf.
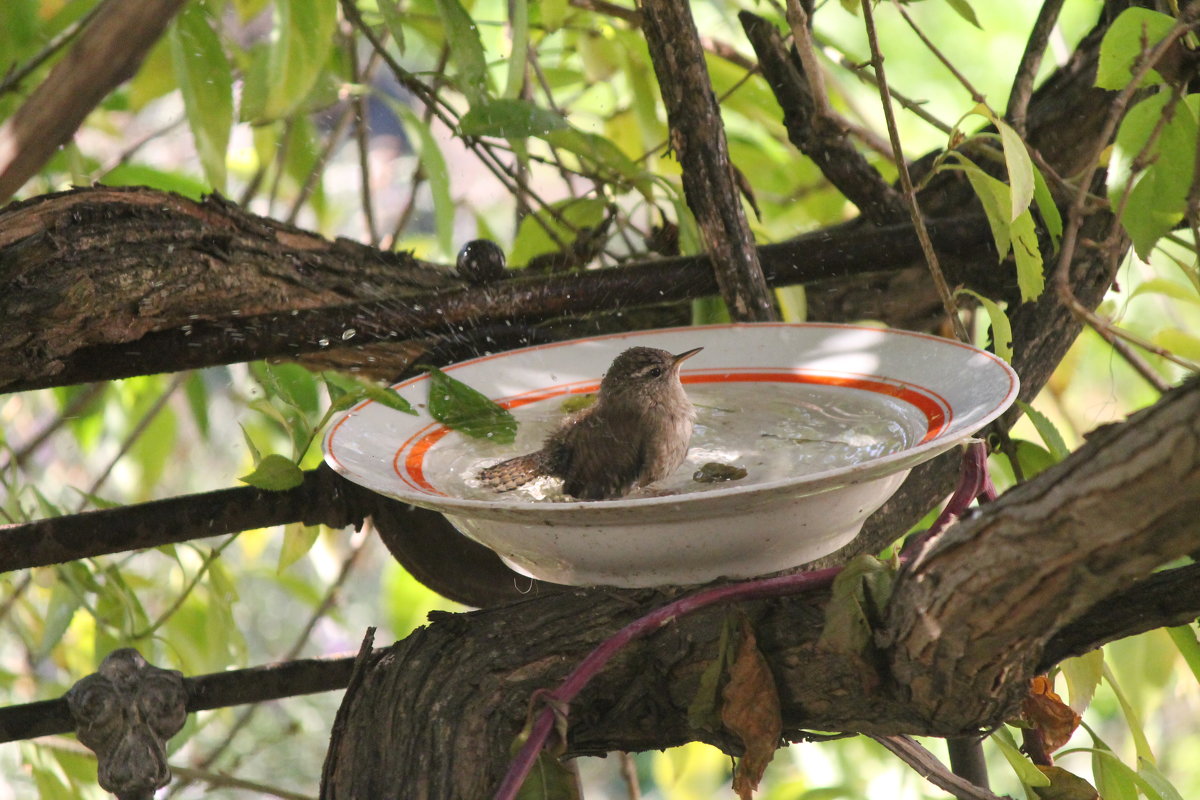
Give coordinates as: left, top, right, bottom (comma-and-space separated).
952, 153, 1013, 259
425, 367, 517, 444
1130, 277, 1200, 305
509, 197, 607, 267
1060, 649, 1104, 713
436, 0, 491, 104
692, 295, 732, 325
504, 0, 528, 99
1138, 757, 1186, 800
260, 0, 337, 120
1032, 165, 1063, 250
1096, 7, 1176, 90
1015, 400, 1070, 462
1109, 93, 1198, 260
1103, 663, 1156, 763
278, 523, 321, 572
1007, 439, 1058, 480
168, 2, 233, 191
942, 0, 981, 29
818, 554, 896, 654
239, 453, 305, 491
390, 101, 455, 257
544, 128, 655, 197
958, 288, 1013, 362
325, 371, 417, 415
38, 575, 81, 659
459, 98, 568, 138
240, 424, 262, 464
995, 118, 1035, 222
688, 612, 738, 732
1153, 327, 1200, 362
1011, 209, 1045, 302
993, 725, 1052, 787
540, 0, 568, 32
1166, 624, 1200, 684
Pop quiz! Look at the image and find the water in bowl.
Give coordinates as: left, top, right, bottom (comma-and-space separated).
427, 382, 923, 502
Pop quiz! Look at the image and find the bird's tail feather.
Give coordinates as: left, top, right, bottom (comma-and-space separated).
477, 452, 548, 492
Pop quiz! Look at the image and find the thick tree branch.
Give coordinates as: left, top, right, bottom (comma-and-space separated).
318, 379, 1200, 798
641, 0, 778, 321
0, 189, 991, 393
885, 377, 1200, 731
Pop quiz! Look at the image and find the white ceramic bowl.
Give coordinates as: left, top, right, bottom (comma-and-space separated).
324, 323, 1018, 587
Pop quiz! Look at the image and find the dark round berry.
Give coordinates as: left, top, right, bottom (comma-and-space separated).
455, 239, 507, 285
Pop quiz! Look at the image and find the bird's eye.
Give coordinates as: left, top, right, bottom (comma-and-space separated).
648, 367, 663, 378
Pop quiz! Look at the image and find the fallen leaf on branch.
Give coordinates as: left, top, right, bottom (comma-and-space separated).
721, 620, 782, 799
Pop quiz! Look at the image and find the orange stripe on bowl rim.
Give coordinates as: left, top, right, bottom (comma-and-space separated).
392, 369, 951, 497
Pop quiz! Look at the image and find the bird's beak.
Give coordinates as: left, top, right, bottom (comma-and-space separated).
672, 347, 703, 366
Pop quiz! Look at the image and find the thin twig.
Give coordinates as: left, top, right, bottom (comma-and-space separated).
1006, 0, 1067, 136
869, 735, 1005, 800
617, 751, 642, 799
860, 0, 969, 343
785, 0, 833, 119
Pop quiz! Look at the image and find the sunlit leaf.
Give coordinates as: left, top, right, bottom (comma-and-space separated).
1108, 93, 1198, 260
325, 371, 417, 415
1138, 757, 1186, 800
239, 453, 305, 491
1060, 649, 1104, 713
38, 575, 81, 659
425, 367, 518, 444
995, 118, 1035, 221
544, 128, 655, 196
168, 2, 233, 191
1096, 7, 1176, 90
952, 153, 1013, 259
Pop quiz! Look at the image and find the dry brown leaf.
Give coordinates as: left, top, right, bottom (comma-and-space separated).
1022, 675, 1082, 753
720, 620, 783, 799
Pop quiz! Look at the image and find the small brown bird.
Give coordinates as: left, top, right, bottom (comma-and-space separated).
477, 346, 702, 500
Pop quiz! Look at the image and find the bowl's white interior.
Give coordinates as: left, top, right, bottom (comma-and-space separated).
323, 323, 1019, 586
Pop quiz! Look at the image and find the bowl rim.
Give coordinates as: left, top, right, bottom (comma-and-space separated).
323, 322, 1019, 515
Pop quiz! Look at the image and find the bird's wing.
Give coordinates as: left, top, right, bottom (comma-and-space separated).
559, 413, 645, 500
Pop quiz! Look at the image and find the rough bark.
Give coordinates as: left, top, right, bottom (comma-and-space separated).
320, 380, 1200, 798
641, 0, 778, 321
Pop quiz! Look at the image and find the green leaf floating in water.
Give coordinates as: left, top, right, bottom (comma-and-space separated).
424, 366, 518, 444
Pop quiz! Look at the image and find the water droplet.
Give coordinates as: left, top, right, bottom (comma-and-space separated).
342, 328, 357, 341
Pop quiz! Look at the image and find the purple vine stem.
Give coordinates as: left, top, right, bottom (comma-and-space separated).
493, 441, 994, 799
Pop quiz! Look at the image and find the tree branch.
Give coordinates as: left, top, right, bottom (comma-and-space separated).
0, 0, 187, 201
641, 0, 778, 321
